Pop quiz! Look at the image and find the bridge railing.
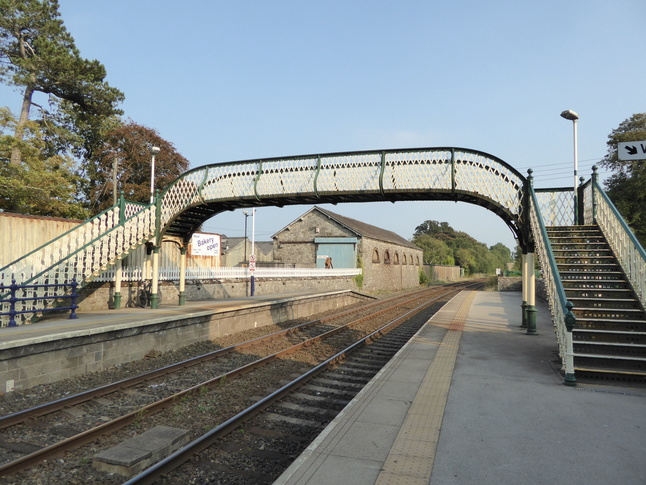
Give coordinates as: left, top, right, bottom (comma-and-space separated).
1, 202, 155, 326
589, 168, 646, 308
528, 176, 577, 384
533, 187, 575, 227
159, 147, 526, 234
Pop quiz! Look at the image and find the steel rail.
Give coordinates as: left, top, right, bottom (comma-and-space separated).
0, 284, 474, 477
123, 286, 473, 485
0, 284, 448, 430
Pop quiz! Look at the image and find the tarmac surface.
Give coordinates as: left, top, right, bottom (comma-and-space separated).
275, 291, 646, 485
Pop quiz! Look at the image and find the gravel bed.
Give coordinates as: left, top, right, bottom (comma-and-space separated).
0, 290, 438, 485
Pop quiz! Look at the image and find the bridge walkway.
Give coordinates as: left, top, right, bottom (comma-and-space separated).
275, 291, 646, 485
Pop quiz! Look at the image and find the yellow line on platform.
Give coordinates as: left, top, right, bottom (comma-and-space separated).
375, 290, 476, 485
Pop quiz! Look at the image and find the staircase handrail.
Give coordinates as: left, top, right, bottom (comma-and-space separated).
1, 205, 156, 326
591, 168, 646, 308
0, 197, 147, 286
527, 178, 574, 370
8, 205, 156, 287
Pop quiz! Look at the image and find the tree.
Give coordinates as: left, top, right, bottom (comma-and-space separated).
413, 234, 454, 265
598, 113, 646, 246
88, 121, 190, 213
412, 219, 512, 275
413, 220, 455, 239
0, 0, 124, 165
0, 106, 87, 218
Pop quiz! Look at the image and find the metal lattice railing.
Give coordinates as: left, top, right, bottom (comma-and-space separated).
593, 175, 646, 308
528, 188, 569, 363
534, 188, 575, 227
0, 203, 154, 326
1, 147, 528, 326
159, 148, 526, 233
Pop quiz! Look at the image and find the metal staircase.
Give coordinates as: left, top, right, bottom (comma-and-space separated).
547, 225, 646, 383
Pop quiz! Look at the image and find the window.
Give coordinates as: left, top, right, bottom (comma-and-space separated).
384, 250, 391, 264
372, 248, 380, 263
394, 252, 400, 265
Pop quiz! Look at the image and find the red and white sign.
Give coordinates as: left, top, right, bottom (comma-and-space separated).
248, 254, 256, 272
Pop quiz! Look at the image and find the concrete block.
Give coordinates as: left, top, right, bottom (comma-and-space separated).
94, 426, 190, 476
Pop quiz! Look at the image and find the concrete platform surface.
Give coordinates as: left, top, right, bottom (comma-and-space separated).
275, 291, 646, 485
0, 290, 350, 349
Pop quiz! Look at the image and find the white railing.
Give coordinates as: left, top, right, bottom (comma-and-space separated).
593, 177, 646, 308
95, 266, 362, 282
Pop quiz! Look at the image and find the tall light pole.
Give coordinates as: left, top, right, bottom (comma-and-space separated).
250, 208, 256, 296
242, 210, 250, 265
560, 109, 579, 224
149, 146, 160, 204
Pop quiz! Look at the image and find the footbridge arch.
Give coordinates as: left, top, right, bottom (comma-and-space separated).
157, 147, 530, 248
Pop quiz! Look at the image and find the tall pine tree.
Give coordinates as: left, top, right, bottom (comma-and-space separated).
0, 0, 123, 165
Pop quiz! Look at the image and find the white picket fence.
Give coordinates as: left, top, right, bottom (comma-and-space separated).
94, 266, 361, 282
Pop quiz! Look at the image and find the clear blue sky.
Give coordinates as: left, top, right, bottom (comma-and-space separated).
1, 0, 644, 252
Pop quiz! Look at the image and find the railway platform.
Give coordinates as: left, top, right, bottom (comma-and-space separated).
0, 289, 367, 393
275, 291, 646, 485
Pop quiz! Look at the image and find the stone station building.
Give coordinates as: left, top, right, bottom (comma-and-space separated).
272, 207, 423, 292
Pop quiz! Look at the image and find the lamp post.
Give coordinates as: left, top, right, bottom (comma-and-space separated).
560, 109, 579, 224
149, 146, 160, 204
242, 210, 250, 265
250, 208, 256, 296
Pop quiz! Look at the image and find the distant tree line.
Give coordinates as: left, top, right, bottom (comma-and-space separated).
412, 220, 512, 275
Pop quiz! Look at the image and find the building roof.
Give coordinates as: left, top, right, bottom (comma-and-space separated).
222, 236, 273, 255
274, 206, 420, 251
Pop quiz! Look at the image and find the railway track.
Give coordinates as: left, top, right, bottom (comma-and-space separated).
0, 281, 484, 484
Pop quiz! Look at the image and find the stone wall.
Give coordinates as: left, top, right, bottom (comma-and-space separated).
2, 291, 367, 392
273, 210, 355, 267
71, 276, 359, 312
361, 238, 421, 292
497, 276, 547, 302
273, 209, 423, 292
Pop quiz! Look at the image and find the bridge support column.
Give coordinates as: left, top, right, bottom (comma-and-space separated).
178, 246, 187, 306
113, 259, 123, 309
525, 252, 537, 335
150, 246, 160, 309
520, 253, 528, 328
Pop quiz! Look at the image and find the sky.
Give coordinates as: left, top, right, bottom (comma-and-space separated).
1, 0, 644, 252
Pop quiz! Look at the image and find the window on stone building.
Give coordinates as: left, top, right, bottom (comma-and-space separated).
384, 250, 391, 264
403, 254, 407, 265
394, 252, 400, 265
372, 249, 380, 263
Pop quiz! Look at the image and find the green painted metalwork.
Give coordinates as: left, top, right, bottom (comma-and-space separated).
313, 155, 322, 198
378, 152, 386, 197
254, 160, 263, 201
5, 147, 634, 331
592, 167, 646, 308
527, 171, 576, 384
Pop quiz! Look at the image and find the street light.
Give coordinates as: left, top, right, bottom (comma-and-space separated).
149, 146, 161, 204
242, 210, 250, 265
560, 109, 579, 224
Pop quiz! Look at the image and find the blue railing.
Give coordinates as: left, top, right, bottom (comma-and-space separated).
0, 279, 79, 327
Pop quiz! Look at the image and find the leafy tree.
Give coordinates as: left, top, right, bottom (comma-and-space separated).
413, 220, 455, 239
0, 0, 123, 165
89, 121, 189, 213
412, 219, 513, 275
598, 113, 646, 246
413, 234, 454, 265
489, 242, 512, 272
454, 248, 476, 275
0, 106, 87, 217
